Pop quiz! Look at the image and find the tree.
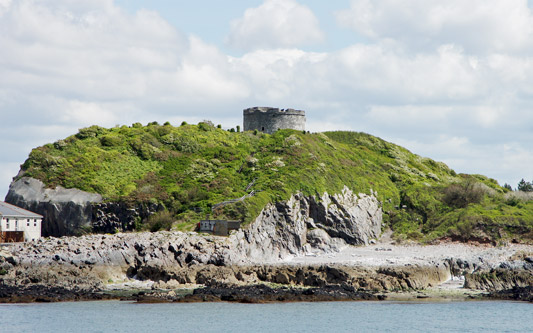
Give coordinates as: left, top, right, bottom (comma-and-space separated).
517, 179, 533, 192
236, 125, 240, 132
503, 183, 513, 191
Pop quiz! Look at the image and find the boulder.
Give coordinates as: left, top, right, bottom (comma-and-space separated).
5, 177, 102, 236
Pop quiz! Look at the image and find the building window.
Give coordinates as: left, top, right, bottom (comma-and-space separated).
27, 219, 30, 222
34, 222, 37, 227
6, 221, 9, 229
34, 219, 37, 222
27, 221, 30, 227
15, 220, 18, 230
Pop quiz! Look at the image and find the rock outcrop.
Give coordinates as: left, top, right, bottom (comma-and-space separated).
231, 187, 382, 262
0, 230, 450, 296
464, 256, 533, 291
5, 178, 381, 251
5, 177, 102, 237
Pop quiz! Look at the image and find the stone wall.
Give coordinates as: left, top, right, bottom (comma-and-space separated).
243, 107, 306, 134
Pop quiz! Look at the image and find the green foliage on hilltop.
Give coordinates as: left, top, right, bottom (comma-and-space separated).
18, 122, 533, 242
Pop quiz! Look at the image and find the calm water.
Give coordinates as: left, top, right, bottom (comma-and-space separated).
0, 300, 531, 332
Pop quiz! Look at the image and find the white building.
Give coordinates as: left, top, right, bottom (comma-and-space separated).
0, 201, 43, 242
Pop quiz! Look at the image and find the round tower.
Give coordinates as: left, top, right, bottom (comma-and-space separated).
243, 107, 306, 134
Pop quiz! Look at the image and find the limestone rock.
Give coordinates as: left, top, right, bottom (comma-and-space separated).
230, 187, 382, 262
5, 177, 102, 236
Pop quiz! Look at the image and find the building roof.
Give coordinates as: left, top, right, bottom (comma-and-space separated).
0, 201, 43, 218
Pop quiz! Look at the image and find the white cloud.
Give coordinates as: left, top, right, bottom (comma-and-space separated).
391, 135, 533, 188
336, 0, 533, 54
2, 0, 533, 198
227, 0, 324, 50
0, 0, 11, 14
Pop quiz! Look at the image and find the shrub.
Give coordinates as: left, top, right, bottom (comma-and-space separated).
76, 125, 105, 139
505, 191, 533, 205
54, 140, 67, 150
198, 121, 214, 131
442, 180, 485, 208
100, 135, 122, 147
144, 211, 175, 232
174, 136, 200, 153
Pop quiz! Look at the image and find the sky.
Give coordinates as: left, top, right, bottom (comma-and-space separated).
1, 0, 533, 199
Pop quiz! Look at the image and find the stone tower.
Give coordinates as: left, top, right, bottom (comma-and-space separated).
243, 107, 306, 134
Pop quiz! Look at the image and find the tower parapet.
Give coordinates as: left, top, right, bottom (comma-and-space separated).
243, 107, 306, 134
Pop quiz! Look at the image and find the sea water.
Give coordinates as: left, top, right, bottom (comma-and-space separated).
1, 300, 531, 332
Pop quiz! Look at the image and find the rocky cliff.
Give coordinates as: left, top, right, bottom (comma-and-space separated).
231, 187, 382, 262
5, 176, 381, 250
4, 186, 381, 265
5, 177, 166, 236
5, 177, 102, 237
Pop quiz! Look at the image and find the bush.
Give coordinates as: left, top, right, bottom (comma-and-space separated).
442, 180, 485, 208
144, 211, 175, 232
198, 121, 214, 131
174, 136, 200, 153
100, 135, 122, 147
76, 125, 105, 139
505, 191, 533, 205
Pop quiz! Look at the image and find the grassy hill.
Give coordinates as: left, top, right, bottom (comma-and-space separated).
18, 121, 533, 243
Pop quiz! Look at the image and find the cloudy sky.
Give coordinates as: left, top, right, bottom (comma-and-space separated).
1, 0, 533, 198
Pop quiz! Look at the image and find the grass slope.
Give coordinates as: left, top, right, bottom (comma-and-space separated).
19, 121, 533, 242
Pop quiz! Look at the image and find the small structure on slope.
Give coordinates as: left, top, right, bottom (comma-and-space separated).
197, 220, 241, 236
0, 201, 43, 242
243, 107, 305, 134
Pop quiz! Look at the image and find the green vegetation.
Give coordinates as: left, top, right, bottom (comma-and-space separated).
19, 122, 533, 242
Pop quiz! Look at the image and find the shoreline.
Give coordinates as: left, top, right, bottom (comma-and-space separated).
1, 234, 532, 304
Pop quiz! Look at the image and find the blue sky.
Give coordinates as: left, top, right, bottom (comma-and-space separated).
1, 0, 533, 198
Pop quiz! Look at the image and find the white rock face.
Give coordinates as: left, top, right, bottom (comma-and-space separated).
5, 177, 102, 236
5, 186, 382, 268
5, 181, 381, 264
230, 186, 382, 263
